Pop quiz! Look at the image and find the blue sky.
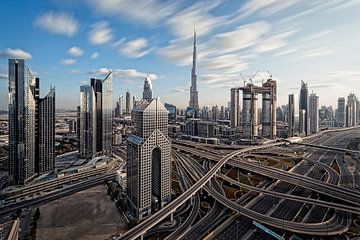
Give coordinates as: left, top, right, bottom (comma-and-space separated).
1, 0, 360, 110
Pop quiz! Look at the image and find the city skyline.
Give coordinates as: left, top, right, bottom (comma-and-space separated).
1, 1, 360, 111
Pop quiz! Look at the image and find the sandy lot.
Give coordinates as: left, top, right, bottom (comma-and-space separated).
37, 185, 127, 240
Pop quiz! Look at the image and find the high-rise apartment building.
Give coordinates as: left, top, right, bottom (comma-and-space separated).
126, 91, 131, 114
37, 86, 55, 174
9, 59, 36, 184
346, 93, 357, 127
299, 80, 310, 135
119, 95, 123, 116
126, 97, 171, 221
337, 97, 346, 127
143, 76, 153, 101
189, 29, 199, 115
133, 95, 137, 109
230, 88, 240, 128
79, 85, 96, 159
8, 59, 55, 184
90, 73, 112, 155
309, 93, 319, 134
288, 94, 299, 137
80, 73, 112, 158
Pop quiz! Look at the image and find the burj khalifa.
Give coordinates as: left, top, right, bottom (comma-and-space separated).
189, 29, 199, 115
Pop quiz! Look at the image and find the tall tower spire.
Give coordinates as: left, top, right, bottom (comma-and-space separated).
189, 27, 199, 116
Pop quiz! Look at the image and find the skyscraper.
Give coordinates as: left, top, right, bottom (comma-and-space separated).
9, 59, 55, 184
79, 85, 96, 159
8, 59, 36, 184
288, 94, 299, 137
37, 86, 55, 174
127, 98, 171, 221
299, 80, 310, 135
143, 76, 153, 101
133, 95, 137, 109
126, 91, 131, 114
346, 93, 357, 127
309, 93, 319, 134
337, 97, 346, 127
189, 29, 199, 115
90, 72, 113, 155
119, 95, 123, 116
230, 88, 240, 128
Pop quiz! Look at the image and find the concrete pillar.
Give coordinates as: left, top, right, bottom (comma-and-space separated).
170, 212, 174, 222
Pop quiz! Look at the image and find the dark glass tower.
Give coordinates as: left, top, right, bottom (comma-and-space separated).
84, 72, 112, 157
37, 86, 55, 173
8, 59, 36, 184
8, 59, 55, 184
299, 80, 309, 135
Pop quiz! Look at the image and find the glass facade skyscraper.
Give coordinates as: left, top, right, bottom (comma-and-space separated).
79, 85, 96, 159
8, 59, 55, 185
80, 73, 112, 159
9, 59, 36, 184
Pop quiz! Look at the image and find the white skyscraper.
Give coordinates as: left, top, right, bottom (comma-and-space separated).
127, 97, 171, 221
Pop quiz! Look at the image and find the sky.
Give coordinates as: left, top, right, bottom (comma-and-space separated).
1, 0, 360, 111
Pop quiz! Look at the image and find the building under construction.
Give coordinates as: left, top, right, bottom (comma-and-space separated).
231, 77, 277, 139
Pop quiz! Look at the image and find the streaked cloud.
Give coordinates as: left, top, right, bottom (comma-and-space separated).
118, 38, 152, 58
210, 21, 271, 54
60, 58, 76, 65
294, 47, 334, 59
86, 0, 177, 25
90, 68, 158, 80
88, 21, 113, 45
0, 48, 32, 60
68, 46, 83, 57
0, 73, 7, 80
167, 1, 228, 39
329, 70, 360, 79
34, 12, 79, 37
68, 69, 81, 74
91, 52, 99, 59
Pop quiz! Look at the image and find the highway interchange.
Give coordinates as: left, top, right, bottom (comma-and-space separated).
1, 128, 360, 239
118, 127, 360, 240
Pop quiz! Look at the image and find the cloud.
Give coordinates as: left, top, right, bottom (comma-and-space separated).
69, 69, 81, 74
0, 73, 7, 80
294, 47, 334, 59
90, 68, 158, 80
171, 87, 189, 93
91, 52, 99, 59
68, 46, 83, 57
255, 29, 298, 53
329, 70, 360, 79
34, 12, 79, 37
274, 48, 298, 56
88, 21, 113, 45
60, 58, 76, 65
201, 54, 249, 74
210, 21, 271, 54
118, 38, 152, 58
0, 48, 32, 60
238, 0, 299, 18
85, 0, 177, 25
167, 1, 228, 39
